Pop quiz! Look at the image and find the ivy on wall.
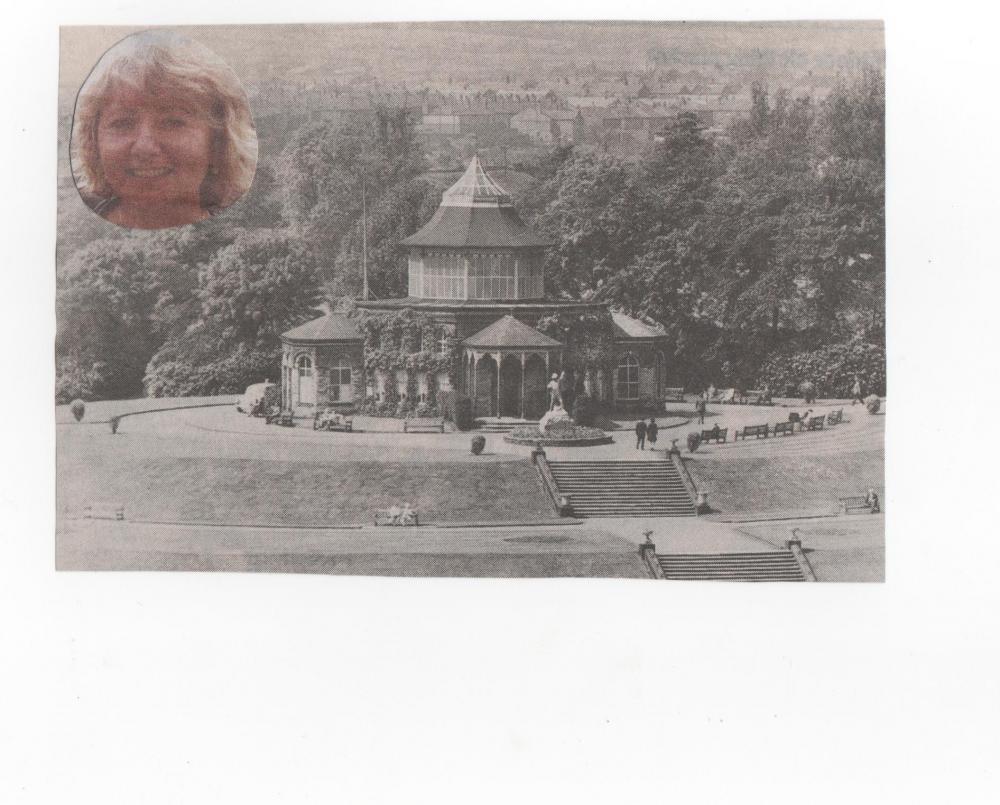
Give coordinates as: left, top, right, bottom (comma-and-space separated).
347, 307, 463, 416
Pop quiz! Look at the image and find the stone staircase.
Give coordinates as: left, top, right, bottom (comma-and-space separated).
657, 551, 807, 582
547, 460, 696, 517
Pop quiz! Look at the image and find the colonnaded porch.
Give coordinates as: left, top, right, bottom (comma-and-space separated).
464, 349, 561, 419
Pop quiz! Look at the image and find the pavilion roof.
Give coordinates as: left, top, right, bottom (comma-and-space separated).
463, 315, 563, 350
402, 156, 552, 249
281, 313, 361, 343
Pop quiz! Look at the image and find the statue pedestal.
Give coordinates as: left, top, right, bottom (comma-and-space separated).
539, 404, 572, 433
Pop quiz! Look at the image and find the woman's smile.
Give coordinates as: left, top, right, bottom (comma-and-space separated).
96, 86, 214, 227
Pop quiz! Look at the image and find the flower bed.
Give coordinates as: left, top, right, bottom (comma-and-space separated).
504, 422, 613, 447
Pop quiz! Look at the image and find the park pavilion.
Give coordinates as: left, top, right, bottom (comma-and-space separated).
281, 156, 671, 421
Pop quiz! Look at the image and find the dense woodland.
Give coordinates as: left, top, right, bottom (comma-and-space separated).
56, 68, 884, 403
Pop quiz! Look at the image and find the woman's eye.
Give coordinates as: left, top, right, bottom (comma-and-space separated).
162, 117, 187, 129
107, 117, 135, 131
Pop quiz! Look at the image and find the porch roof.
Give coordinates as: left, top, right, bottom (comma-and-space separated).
463, 315, 563, 350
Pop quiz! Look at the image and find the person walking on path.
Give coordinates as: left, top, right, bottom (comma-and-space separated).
696, 395, 707, 425
647, 417, 658, 450
635, 419, 647, 450
852, 375, 864, 405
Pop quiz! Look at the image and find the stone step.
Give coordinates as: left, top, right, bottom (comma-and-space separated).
547, 458, 696, 519
657, 551, 806, 582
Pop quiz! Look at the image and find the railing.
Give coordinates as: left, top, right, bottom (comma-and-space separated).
663, 449, 700, 514
531, 444, 571, 516
786, 538, 818, 582
639, 538, 665, 579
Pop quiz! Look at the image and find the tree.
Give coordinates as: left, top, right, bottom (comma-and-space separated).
56, 238, 198, 401
144, 230, 323, 396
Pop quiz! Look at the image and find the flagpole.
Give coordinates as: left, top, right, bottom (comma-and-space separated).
362, 176, 369, 301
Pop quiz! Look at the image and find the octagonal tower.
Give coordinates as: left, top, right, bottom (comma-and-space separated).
401, 155, 552, 301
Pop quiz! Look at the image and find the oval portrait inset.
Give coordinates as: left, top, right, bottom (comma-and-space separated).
70, 30, 258, 230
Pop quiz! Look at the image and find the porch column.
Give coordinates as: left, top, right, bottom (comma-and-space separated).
520, 352, 526, 420
496, 352, 502, 419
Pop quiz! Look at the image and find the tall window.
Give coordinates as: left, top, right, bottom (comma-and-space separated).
437, 328, 450, 355
468, 251, 516, 299
330, 358, 352, 402
422, 252, 465, 299
616, 353, 640, 401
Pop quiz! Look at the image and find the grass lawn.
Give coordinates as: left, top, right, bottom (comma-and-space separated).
59, 454, 556, 526
687, 448, 884, 518
56, 395, 238, 424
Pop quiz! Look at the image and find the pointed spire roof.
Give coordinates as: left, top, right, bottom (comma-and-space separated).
402, 156, 552, 249
440, 154, 512, 208
463, 315, 563, 349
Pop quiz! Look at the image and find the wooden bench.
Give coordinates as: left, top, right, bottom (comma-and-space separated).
403, 417, 445, 433
314, 412, 353, 432
741, 388, 773, 405
735, 424, 770, 441
700, 427, 728, 444
773, 421, 796, 436
839, 496, 874, 514
374, 508, 419, 526
827, 409, 844, 425
806, 415, 826, 431
662, 387, 686, 402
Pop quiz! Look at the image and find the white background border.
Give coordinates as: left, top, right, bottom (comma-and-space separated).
3, 2, 999, 802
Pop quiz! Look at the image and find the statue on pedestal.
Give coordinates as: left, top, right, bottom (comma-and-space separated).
547, 373, 561, 410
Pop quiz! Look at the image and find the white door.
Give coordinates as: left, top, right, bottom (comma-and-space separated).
296, 355, 315, 406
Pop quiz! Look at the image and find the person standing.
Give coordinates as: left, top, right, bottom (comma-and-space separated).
852, 375, 864, 405
646, 417, 658, 450
635, 418, 647, 450
696, 395, 707, 425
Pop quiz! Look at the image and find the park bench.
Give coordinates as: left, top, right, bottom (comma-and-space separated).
773, 421, 796, 436
403, 417, 445, 433
314, 410, 353, 432
839, 496, 875, 514
700, 427, 728, 444
662, 387, 686, 402
735, 424, 770, 441
741, 388, 773, 406
806, 415, 826, 431
827, 409, 844, 425
374, 508, 419, 526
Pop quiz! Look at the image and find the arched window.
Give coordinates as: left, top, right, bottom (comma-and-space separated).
330, 357, 352, 402
616, 353, 640, 401
437, 329, 450, 355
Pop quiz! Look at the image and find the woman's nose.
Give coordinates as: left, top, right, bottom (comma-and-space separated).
130, 120, 163, 158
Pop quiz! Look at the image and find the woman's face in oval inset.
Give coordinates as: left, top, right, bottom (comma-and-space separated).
96, 86, 214, 228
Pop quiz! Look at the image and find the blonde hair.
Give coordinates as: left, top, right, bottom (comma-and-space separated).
71, 30, 258, 211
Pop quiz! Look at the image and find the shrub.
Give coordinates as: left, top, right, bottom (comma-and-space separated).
864, 394, 881, 415
437, 389, 458, 421
471, 434, 486, 455
572, 393, 599, 426
686, 432, 701, 453
758, 340, 886, 399
454, 396, 474, 431
414, 401, 438, 418
70, 399, 86, 422
798, 380, 816, 404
